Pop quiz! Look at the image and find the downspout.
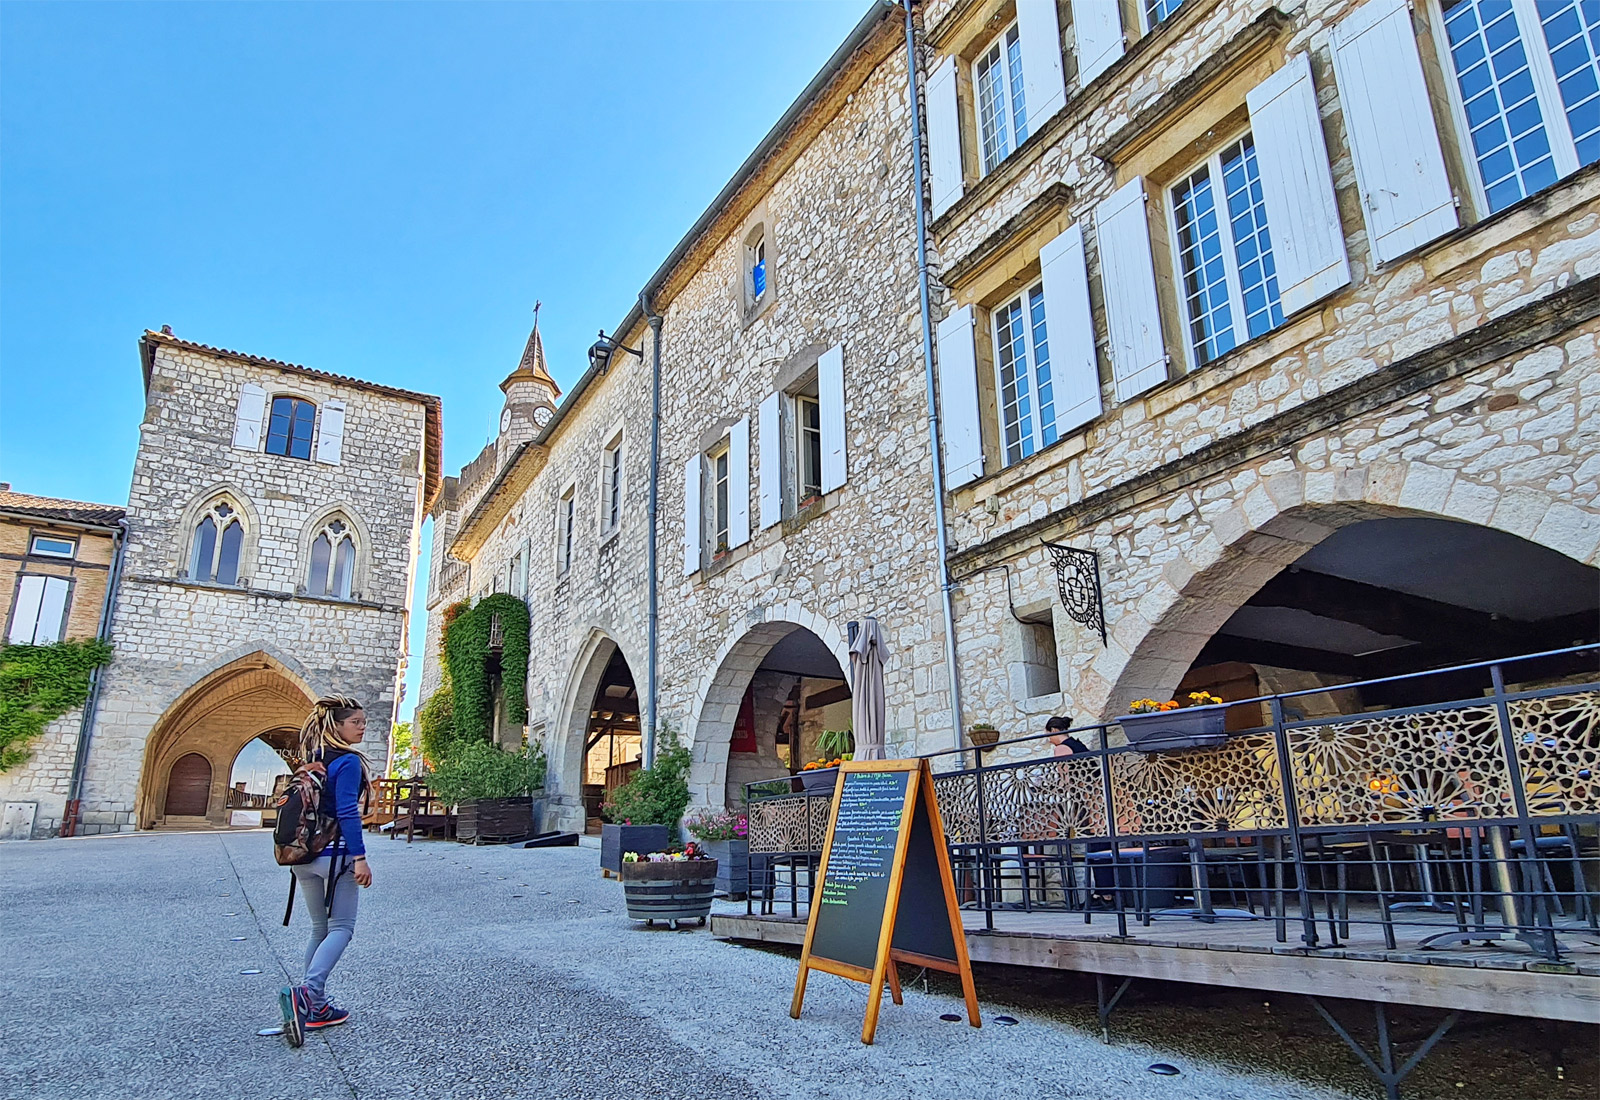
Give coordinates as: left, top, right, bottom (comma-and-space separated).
641, 289, 663, 767
62, 518, 127, 837
903, 0, 966, 752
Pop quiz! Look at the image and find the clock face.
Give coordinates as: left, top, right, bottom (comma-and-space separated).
500, 408, 513, 433
533, 405, 553, 428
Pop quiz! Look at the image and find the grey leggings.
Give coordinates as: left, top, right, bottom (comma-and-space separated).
291, 856, 359, 1007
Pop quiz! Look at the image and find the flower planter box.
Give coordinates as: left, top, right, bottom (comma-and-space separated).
1117, 707, 1228, 752
600, 823, 671, 874
699, 838, 749, 899
456, 795, 543, 844
618, 860, 719, 928
798, 768, 839, 794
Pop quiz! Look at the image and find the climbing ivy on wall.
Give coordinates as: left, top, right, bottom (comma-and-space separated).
0, 640, 114, 772
441, 594, 530, 747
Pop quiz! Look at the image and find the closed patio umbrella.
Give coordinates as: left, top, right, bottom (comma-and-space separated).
849, 617, 890, 761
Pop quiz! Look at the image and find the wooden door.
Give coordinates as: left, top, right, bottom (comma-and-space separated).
165, 753, 212, 817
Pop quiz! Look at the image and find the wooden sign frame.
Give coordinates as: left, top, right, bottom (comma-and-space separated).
789, 758, 979, 1044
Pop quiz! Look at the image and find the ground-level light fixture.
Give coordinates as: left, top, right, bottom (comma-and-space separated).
588, 329, 644, 374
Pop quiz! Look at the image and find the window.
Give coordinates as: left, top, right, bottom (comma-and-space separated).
743, 224, 772, 314
1169, 132, 1286, 368
1145, 0, 1186, 26
602, 435, 624, 535
307, 517, 356, 599
265, 397, 316, 460
975, 24, 1028, 174
509, 551, 525, 598
8, 575, 69, 645
1021, 613, 1060, 697
558, 487, 576, 574
29, 535, 76, 559
751, 235, 767, 300
189, 500, 245, 585
796, 393, 823, 505
1441, 0, 1599, 215
709, 441, 731, 555
992, 283, 1058, 465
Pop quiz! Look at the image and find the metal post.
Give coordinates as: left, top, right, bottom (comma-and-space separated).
1097, 725, 1127, 939
641, 293, 663, 767
1489, 662, 1561, 959
1269, 697, 1320, 947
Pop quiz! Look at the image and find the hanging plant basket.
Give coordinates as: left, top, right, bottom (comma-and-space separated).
968, 726, 1000, 747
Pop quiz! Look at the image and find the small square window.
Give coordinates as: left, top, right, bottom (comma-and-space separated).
1021, 613, 1060, 698
602, 434, 624, 535
30, 535, 76, 559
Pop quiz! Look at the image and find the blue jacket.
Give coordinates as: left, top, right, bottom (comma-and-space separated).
320, 751, 367, 857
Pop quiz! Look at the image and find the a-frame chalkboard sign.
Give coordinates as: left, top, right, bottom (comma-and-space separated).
789, 758, 979, 1044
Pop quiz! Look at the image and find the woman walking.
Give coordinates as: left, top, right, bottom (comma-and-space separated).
281, 695, 372, 1043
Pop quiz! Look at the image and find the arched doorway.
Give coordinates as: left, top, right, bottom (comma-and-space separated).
136, 651, 316, 829
1106, 512, 1600, 724
164, 754, 211, 817
226, 731, 296, 826
550, 633, 642, 835
689, 614, 852, 813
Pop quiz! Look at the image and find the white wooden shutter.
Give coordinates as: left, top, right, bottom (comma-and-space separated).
315, 399, 347, 465
1017, 0, 1067, 133
935, 306, 985, 488
8, 575, 46, 644
728, 416, 751, 549
35, 577, 68, 644
1094, 178, 1168, 401
1071, 0, 1124, 86
1330, 0, 1457, 264
682, 454, 701, 575
1039, 223, 1102, 435
1247, 53, 1352, 315
758, 392, 782, 529
232, 383, 267, 450
928, 56, 964, 218
818, 344, 847, 494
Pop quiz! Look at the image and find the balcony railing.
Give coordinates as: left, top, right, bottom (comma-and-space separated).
744, 645, 1600, 963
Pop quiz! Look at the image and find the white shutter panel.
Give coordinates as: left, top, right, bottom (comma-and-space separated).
758, 392, 782, 529
728, 416, 751, 549
1071, 0, 1124, 86
1039, 223, 1102, 435
928, 57, 964, 218
1017, 0, 1067, 133
315, 399, 347, 465
1094, 178, 1169, 401
1330, 0, 1457, 264
1247, 54, 1352, 315
232, 383, 267, 450
35, 578, 69, 644
935, 306, 985, 488
682, 454, 701, 575
818, 344, 847, 493
8, 576, 46, 645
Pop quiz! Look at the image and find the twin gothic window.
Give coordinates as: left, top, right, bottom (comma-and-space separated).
185, 496, 359, 599
189, 500, 245, 586
307, 518, 356, 599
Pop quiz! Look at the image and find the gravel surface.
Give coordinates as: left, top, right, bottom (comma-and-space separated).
1, 832, 1590, 1100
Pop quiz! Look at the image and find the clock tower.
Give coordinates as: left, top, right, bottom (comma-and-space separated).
497, 307, 561, 463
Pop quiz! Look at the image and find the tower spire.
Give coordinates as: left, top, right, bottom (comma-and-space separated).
502, 299, 560, 396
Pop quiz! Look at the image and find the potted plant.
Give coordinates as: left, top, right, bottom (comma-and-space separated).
798, 728, 851, 793
968, 722, 1000, 747
600, 728, 691, 874
1116, 691, 1228, 751
617, 843, 719, 929
685, 809, 749, 898
428, 740, 547, 844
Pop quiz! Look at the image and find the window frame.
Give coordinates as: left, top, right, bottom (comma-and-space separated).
707, 440, 731, 556
601, 432, 624, 537
1433, 0, 1598, 219
29, 534, 77, 559
6, 573, 71, 646
558, 485, 577, 576
264, 395, 317, 461
188, 498, 246, 586
972, 21, 1028, 177
1164, 127, 1287, 373
1140, 0, 1187, 33
305, 515, 357, 600
989, 280, 1058, 467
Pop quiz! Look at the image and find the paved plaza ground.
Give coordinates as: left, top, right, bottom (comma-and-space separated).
2, 831, 1592, 1100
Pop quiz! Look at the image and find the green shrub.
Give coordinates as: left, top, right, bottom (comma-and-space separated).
0, 640, 113, 772
428, 740, 547, 805
443, 594, 530, 744
416, 686, 458, 766
602, 726, 691, 828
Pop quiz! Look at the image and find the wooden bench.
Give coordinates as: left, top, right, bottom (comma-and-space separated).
389, 780, 456, 842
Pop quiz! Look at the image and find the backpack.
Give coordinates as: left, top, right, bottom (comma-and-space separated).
273, 759, 341, 867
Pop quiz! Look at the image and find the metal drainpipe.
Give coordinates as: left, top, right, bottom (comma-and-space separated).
641, 289, 663, 767
902, 0, 966, 752
62, 518, 127, 837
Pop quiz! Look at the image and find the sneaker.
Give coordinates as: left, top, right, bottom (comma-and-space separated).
278, 986, 307, 1048
305, 1000, 351, 1029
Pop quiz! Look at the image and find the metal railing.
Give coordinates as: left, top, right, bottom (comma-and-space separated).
744, 645, 1600, 962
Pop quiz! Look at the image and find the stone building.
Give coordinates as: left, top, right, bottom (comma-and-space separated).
424, 0, 1598, 826
0, 487, 125, 838
55, 330, 442, 835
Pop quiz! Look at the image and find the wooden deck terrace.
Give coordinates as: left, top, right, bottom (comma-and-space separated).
709, 904, 1600, 1023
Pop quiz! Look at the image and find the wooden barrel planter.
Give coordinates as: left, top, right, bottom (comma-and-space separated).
456, 796, 540, 844
618, 860, 719, 929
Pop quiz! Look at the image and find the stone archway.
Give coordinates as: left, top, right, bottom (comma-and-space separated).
548, 630, 642, 835
686, 602, 851, 813
135, 651, 316, 828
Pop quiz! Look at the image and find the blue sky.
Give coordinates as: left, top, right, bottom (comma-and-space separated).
1, 0, 871, 723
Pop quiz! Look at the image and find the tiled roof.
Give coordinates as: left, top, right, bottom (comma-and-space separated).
139, 329, 445, 513
0, 489, 124, 528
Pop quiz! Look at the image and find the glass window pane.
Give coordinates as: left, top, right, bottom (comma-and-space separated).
1541, 0, 1600, 164
1171, 165, 1237, 364
289, 400, 315, 460
1028, 287, 1057, 448
993, 298, 1034, 464
217, 521, 243, 586
1006, 25, 1029, 146
191, 515, 217, 581
976, 42, 1010, 172
265, 398, 294, 456
333, 538, 355, 599
1146, 0, 1186, 24
1446, 0, 1556, 212
310, 534, 331, 595
1220, 135, 1285, 340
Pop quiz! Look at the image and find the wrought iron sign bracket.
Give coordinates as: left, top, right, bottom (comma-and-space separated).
1042, 539, 1106, 647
